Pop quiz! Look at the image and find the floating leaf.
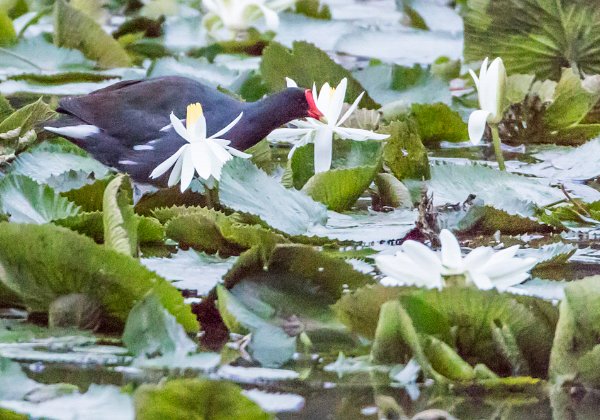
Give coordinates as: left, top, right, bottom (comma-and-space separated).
122, 294, 196, 358
295, 0, 330, 19
142, 250, 237, 295
410, 103, 467, 144
260, 41, 379, 109
1, 385, 134, 420
134, 378, 271, 420
0, 97, 54, 136
373, 173, 413, 209
0, 175, 80, 224
464, 0, 600, 80
374, 289, 556, 379
0, 11, 16, 46
57, 211, 164, 245
550, 276, 600, 388
426, 163, 564, 217
0, 223, 197, 332
53, 0, 131, 68
382, 118, 430, 180
10, 148, 110, 192
149, 56, 243, 89
302, 166, 378, 212
217, 285, 296, 367
355, 63, 451, 108
219, 158, 327, 236
0, 36, 94, 74
103, 174, 138, 257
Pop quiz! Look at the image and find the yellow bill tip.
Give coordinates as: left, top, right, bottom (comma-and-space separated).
186, 103, 203, 127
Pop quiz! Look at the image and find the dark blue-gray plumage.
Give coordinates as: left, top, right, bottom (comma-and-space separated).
45, 76, 320, 186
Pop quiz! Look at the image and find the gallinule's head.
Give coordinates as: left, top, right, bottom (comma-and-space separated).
271, 87, 323, 121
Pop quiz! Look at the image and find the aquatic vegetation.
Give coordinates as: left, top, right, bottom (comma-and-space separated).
150, 103, 249, 191
1, 0, 600, 418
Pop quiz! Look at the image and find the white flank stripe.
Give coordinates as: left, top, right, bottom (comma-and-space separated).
133, 144, 154, 151
44, 125, 100, 139
118, 160, 138, 165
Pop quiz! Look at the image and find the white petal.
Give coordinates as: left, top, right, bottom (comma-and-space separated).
267, 127, 313, 142
149, 145, 186, 179
168, 154, 184, 187
313, 127, 333, 173
191, 142, 213, 181
169, 112, 190, 142
202, 0, 219, 13
226, 147, 252, 158
285, 77, 298, 88
481, 58, 501, 116
440, 229, 463, 271
208, 138, 234, 164
463, 246, 494, 271
191, 113, 207, 142
258, 4, 279, 30
468, 68, 479, 91
334, 127, 389, 141
316, 83, 332, 115
210, 112, 244, 139
337, 91, 364, 127
493, 272, 530, 291
468, 110, 491, 145
479, 57, 489, 86
402, 241, 442, 272
468, 271, 494, 290
180, 148, 196, 192
327, 78, 347, 124
482, 257, 536, 281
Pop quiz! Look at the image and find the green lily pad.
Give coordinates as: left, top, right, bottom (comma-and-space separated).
217, 285, 296, 367
354, 63, 451, 108
142, 250, 237, 295
464, 0, 600, 80
0, 11, 16, 46
122, 293, 196, 358
219, 158, 327, 236
302, 165, 378, 212
371, 288, 557, 379
56, 211, 164, 245
0, 175, 80, 224
426, 163, 564, 217
382, 118, 430, 181
260, 41, 379, 109
410, 103, 468, 144
550, 276, 600, 388
295, 0, 331, 19
0, 223, 197, 332
103, 174, 139, 257
0, 36, 94, 74
134, 378, 271, 420
0, 97, 54, 137
10, 148, 110, 192
54, 0, 131, 68
287, 139, 383, 190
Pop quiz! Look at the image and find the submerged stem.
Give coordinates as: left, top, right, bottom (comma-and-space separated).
205, 186, 220, 209
490, 124, 506, 171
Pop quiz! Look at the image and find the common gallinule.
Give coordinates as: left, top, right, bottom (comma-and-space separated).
45, 76, 322, 185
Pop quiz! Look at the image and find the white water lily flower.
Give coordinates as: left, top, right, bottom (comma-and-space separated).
468, 57, 507, 145
375, 229, 537, 291
268, 78, 389, 173
202, 0, 294, 39
150, 103, 250, 192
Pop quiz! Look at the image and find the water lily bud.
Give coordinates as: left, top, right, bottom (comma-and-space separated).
468, 57, 508, 144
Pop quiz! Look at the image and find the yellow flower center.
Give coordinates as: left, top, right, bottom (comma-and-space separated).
186, 103, 203, 128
